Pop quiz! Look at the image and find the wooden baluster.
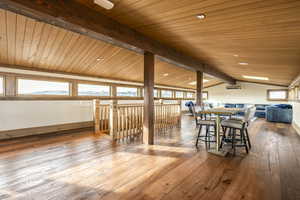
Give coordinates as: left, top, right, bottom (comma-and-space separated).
128, 107, 132, 138
109, 100, 118, 140
105, 105, 109, 131
117, 107, 121, 140
100, 105, 103, 131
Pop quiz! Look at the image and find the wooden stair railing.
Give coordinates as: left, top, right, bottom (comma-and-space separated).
93, 100, 182, 141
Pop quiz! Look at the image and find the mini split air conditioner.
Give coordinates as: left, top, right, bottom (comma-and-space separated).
226, 84, 242, 90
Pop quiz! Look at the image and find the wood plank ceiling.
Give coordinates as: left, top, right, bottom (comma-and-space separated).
0, 8, 220, 89
77, 0, 300, 86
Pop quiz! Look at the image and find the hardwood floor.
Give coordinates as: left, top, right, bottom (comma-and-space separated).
0, 116, 300, 200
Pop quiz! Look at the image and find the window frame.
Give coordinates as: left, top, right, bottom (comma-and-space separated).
267, 89, 288, 101
16, 77, 71, 97
116, 86, 139, 97
77, 82, 111, 97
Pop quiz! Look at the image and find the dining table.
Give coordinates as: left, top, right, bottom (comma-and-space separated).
198, 107, 246, 156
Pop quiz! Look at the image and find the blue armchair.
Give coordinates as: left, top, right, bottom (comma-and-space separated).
266, 104, 293, 123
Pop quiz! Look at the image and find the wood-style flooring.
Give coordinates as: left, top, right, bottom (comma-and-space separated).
0, 116, 300, 200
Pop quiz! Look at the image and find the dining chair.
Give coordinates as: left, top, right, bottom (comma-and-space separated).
220, 107, 256, 155
191, 105, 216, 149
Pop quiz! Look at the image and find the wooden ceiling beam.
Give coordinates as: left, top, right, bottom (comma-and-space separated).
289, 73, 300, 88
0, 0, 235, 84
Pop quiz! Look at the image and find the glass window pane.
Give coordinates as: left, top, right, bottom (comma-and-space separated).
117, 87, 138, 97
17, 79, 69, 95
78, 83, 110, 96
202, 92, 208, 99
269, 90, 287, 99
154, 89, 158, 97
175, 91, 183, 98
161, 90, 172, 98
0, 77, 3, 95
186, 92, 194, 98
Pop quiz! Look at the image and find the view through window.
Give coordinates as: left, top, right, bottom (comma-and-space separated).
117, 87, 138, 97
17, 79, 70, 95
161, 90, 172, 98
202, 92, 208, 100
268, 90, 287, 100
78, 83, 110, 96
175, 91, 183, 98
186, 92, 194, 98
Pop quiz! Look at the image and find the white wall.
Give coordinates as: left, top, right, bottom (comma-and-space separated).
204, 82, 288, 105
292, 101, 300, 135
0, 100, 146, 131
0, 101, 93, 131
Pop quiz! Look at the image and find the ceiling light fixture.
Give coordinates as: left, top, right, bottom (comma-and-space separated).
196, 14, 206, 19
189, 79, 209, 85
96, 57, 104, 61
163, 73, 169, 77
94, 0, 114, 10
233, 54, 239, 57
238, 62, 248, 65
242, 75, 269, 81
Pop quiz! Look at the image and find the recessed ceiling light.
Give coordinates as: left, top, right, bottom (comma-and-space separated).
163, 73, 169, 77
239, 62, 248, 65
189, 79, 209, 85
96, 57, 103, 61
233, 54, 239, 57
196, 14, 206, 19
242, 75, 269, 81
94, 0, 114, 10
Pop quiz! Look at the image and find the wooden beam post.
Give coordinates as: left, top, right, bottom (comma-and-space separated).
143, 52, 155, 145
196, 71, 203, 107
109, 100, 118, 140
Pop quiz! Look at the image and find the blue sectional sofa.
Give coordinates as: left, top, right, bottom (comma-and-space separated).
254, 104, 270, 118
266, 104, 293, 124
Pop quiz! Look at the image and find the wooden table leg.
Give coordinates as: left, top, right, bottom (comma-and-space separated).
208, 114, 228, 157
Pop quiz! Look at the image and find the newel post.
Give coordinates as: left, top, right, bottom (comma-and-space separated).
178, 100, 182, 128
109, 100, 118, 140
93, 99, 101, 135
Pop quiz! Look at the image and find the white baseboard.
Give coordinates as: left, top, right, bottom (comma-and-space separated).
292, 121, 300, 136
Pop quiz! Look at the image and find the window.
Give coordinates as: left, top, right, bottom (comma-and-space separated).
267, 89, 288, 101
175, 91, 184, 98
17, 79, 70, 96
154, 89, 159, 98
161, 90, 172, 98
78, 83, 110, 96
117, 87, 138, 97
186, 92, 194, 98
202, 91, 208, 100
0, 77, 3, 95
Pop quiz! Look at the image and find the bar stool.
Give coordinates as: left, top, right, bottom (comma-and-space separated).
220, 107, 255, 155
191, 105, 216, 149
